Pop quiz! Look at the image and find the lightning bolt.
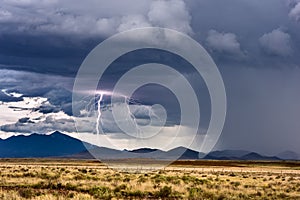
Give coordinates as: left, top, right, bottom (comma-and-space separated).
125, 96, 142, 138
95, 91, 142, 137
96, 93, 104, 135
94, 91, 158, 141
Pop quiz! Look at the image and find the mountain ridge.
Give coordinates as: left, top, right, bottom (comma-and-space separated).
0, 131, 90, 158
0, 132, 299, 161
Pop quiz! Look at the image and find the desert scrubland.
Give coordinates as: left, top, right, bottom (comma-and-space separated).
0, 159, 299, 199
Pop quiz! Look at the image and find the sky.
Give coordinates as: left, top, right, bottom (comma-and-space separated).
0, 0, 300, 155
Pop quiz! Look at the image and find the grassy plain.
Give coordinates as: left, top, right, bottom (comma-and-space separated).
0, 159, 299, 199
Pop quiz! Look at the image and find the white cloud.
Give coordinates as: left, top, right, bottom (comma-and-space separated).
0, 94, 76, 135
0, 69, 75, 137
66, 125, 195, 151
289, 2, 300, 21
36, 14, 119, 37
259, 28, 292, 57
148, 0, 193, 34
117, 15, 151, 32
1, 112, 76, 134
206, 30, 244, 56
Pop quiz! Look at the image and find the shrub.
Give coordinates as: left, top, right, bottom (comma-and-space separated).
67, 192, 75, 198
65, 183, 78, 191
18, 188, 34, 199
123, 177, 130, 182
152, 174, 167, 184
114, 184, 127, 193
138, 176, 147, 183
189, 187, 202, 199
89, 186, 112, 200
155, 186, 172, 198
74, 174, 86, 180
229, 173, 236, 177
218, 193, 226, 200
231, 181, 241, 187
23, 172, 36, 178
128, 190, 146, 198
278, 193, 288, 198
38, 172, 59, 180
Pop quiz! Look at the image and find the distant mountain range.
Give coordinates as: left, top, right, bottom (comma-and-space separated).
0, 131, 92, 158
0, 132, 299, 161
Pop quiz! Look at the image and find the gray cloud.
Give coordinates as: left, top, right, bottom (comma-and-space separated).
289, 1, 300, 21
0, 69, 74, 115
0, 91, 23, 102
148, 0, 193, 34
259, 28, 293, 57
206, 30, 245, 57
0, 0, 192, 37
0, 70, 73, 92
1, 0, 300, 76
216, 66, 300, 155
0, 0, 194, 76
117, 15, 151, 32
1, 116, 76, 134
18, 117, 33, 124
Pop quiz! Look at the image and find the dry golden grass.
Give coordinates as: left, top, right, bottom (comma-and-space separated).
0, 159, 299, 199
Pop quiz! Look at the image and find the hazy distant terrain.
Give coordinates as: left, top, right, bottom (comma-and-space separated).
1, 132, 299, 161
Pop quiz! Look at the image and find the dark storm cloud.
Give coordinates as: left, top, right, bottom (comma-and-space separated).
0, 69, 74, 115
0, 90, 23, 102
26, 87, 73, 116
0, 0, 192, 76
0, 34, 93, 76
0, 0, 299, 76
18, 117, 34, 124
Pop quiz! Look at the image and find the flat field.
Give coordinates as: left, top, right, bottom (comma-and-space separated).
0, 159, 300, 199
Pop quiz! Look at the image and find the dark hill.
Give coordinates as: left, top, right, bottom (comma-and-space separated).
0, 131, 90, 158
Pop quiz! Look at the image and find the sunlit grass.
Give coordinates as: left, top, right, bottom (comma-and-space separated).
0, 159, 299, 199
